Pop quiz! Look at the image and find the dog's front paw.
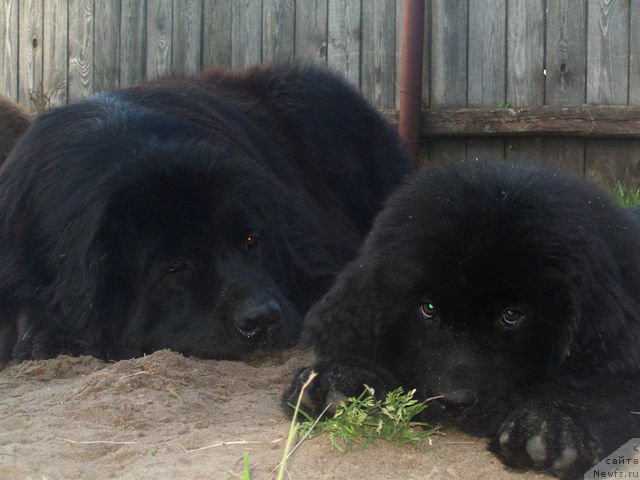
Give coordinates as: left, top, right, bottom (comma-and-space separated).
494, 403, 596, 479
282, 359, 397, 418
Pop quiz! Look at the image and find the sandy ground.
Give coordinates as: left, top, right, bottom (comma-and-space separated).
0, 349, 550, 480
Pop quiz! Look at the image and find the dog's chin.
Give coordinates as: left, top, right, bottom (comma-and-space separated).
418, 390, 513, 437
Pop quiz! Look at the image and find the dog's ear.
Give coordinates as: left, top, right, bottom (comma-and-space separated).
302, 255, 390, 363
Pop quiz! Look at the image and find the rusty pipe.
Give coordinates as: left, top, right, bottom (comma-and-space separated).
399, 0, 425, 168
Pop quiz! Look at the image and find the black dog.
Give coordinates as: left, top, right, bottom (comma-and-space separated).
0, 64, 410, 364
286, 161, 640, 479
0, 94, 30, 164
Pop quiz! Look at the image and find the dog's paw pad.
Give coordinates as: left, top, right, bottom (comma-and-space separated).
551, 446, 578, 474
494, 404, 590, 477
525, 434, 547, 464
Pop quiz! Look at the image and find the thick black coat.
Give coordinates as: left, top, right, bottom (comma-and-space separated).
0, 64, 410, 364
286, 161, 640, 479
0, 94, 30, 164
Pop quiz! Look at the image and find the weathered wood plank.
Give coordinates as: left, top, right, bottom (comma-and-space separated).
68, 0, 94, 102
546, 0, 586, 105
18, 0, 43, 110
395, 0, 402, 109
542, 136, 585, 177
430, 0, 466, 108
544, 0, 587, 176
506, 0, 544, 107
120, 0, 146, 86
586, 0, 631, 189
416, 0, 431, 167
466, 0, 506, 162
420, 106, 640, 138
147, 0, 173, 79
263, 0, 295, 64
0, 0, 19, 100
587, 0, 628, 104
42, 0, 68, 108
231, 0, 262, 68
362, 0, 396, 109
468, 0, 505, 108
506, 0, 545, 165
585, 139, 640, 189
172, 0, 202, 75
202, 0, 232, 68
327, 0, 360, 87
631, 0, 640, 105
295, 0, 328, 62
95, 0, 121, 92
429, 0, 467, 164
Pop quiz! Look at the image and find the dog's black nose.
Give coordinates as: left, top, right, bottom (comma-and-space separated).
233, 298, 282, 339
438, 390, 477, 410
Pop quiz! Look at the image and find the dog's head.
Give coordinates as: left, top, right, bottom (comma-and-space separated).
92, 140, 354, 359
307, 161, 640, 434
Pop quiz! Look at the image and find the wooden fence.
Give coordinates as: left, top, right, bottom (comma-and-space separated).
1, 0, 640, 185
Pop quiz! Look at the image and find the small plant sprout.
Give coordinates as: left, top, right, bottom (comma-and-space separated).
296, 385, 439, 453
613, 180, 640, 208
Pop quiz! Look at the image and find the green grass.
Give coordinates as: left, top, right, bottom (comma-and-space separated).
241, 452, 251, 480
612, 180, 640, 208
296, 385, 439, 453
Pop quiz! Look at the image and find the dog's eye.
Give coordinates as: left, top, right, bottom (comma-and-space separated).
499, 307, 526, 328
166, 259, 186, 274
245, 233, 260, 250
418, 302, 437, 321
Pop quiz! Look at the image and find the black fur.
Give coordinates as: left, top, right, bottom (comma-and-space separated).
0, 63, 411, 364
286, 161, 640, 479
0, 94, 30, 164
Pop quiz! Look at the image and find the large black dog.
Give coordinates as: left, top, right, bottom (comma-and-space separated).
0, 64, 410, 365
0, 94, 30, 164
286, 161, 640, 479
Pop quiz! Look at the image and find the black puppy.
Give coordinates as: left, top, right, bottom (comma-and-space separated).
0, 63, 410, 364
286, 161, 640, 479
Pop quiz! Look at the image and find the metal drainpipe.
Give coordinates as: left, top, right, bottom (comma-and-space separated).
398, 0, 425, 169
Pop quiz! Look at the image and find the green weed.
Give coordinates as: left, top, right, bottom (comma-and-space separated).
296, 385, 439, 453
612, 180, 640, 208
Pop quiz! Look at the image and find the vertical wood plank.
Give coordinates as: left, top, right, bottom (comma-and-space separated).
172, 0, 202, 75
506, 0, 544, 165
546, 0, 586, 105
587, 0, 628, 104
586, 0, 631, 186
120, 0, 146, 87
147, 0, 173, 79
0, 0, 20, 99
429, 0, 467, 165
68, 0, 94, 102
585, 140, 640, 189
506, 0, 544, 107
18, 0, 43, 110
431, 0, 466, 108
327, 0, 361, 87
629, 0, 640, 105
231, 0, 262, 68
417, 0, 431, 169
42, 0, 68, 107
467, 0, 506, 162
95, 0, 121, 92
395, 0, 402, 108
295, 0, 328, 62
544, 0, 587, 176
202, 0, 232, 68
362, 0, 396, 109
263, 0, 294, 64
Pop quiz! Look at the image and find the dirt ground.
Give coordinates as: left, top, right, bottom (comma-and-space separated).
0, 349, 550, 480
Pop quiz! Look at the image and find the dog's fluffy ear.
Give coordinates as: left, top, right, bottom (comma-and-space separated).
302, 255, 389, 362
